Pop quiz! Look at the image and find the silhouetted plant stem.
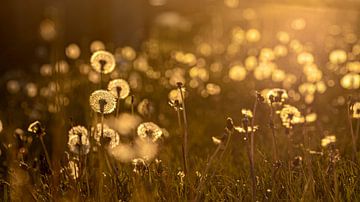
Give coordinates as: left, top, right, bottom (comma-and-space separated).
177, 83, 188, 175
347, 101, 357, 162
39, 136, 53, 173
269, 103, 278, 162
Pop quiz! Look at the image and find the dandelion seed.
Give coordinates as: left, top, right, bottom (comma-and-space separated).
92, 123, 120, 148
137, 122, 163, 142
107, 79, 130, 99
321, 135, 336, 147
89, 90, 116, 114
138, 99, 155, 117
90, 50, 116, 74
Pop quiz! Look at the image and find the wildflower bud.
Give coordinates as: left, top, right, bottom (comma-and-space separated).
256, 91, 265, 103
176, 82, 183, 88
226, 117, 234, 130
28, 121, 45, 137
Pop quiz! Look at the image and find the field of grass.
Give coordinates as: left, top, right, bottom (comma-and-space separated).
0, 1, 360, 201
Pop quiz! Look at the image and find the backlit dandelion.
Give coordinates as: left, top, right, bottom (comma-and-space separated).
107, 79, 130, 99
278, 105, 303, 129
90, 50, 116, 74
67, 128, 90, 155
329, 49, 347, 64
137, 122, 163, 142
92, 123, 120, 148
266, 88, 288, 104
89, 90, 116, 114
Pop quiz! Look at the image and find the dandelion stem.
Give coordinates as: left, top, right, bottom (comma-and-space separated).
347, 101, 357, 162
249, 96, 258, 202
269, 103, 279, 162
116, 98, 121, 117
39, 136, 53, 173
178, 85, 188, 175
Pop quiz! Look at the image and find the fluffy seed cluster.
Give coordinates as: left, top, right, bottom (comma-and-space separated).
92, 123, 120, 148
89, 90, 117, 114
67, 125, 90, 155
107, 79, 130, 99
279, 105, 303, 128
137, 122, 163, 142
90, 50, 116, 74
266, 88, 288, 104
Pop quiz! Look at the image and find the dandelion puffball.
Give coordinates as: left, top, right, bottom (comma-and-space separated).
107, 79, 130, 99
67, 126, 90, 155
89, 90, 117, 114
137, 122, 163, 142
92, 123, 120, 148
90, 50, 116, 74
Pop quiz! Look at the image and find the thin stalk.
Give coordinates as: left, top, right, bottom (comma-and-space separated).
249, 98, 258, 202
176, 108, 187, 178
347, 102, 357, 162
178, 87, 188, 175
116, 98, 121, 117
39, 136, 53, 173
269, 103, 278, 162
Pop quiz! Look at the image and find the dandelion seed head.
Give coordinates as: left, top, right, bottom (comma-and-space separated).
107, 79, 130, 99
68, 126, 88, 138
137, 122, 163, 142
266, 88, 288, 104
89, 90, 116, 114
67, 131, 90, 155
92, 123, 120, 148
279, 105, 303, 129
90, 50, 116, 74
